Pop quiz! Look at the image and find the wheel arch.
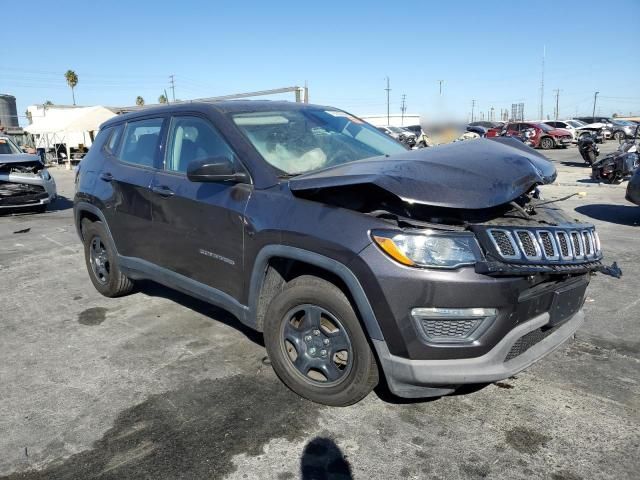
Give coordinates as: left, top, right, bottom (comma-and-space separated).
74, 202, 117, 252
248, 245, 384, 342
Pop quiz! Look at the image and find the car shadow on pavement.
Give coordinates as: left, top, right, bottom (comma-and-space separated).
49, 195, 74, 212
561, 161, 589, 168
134, 280, 265, 347
300, 437, 353, 479
373, 378, 490, 404
575, 204, 640, 226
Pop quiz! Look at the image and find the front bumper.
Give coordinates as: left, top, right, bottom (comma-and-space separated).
0, 171, 57, 209
374, 309, 583, 398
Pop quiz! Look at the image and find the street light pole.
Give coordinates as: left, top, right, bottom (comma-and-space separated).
385, 77, 391, 125
592, 91, 599, 122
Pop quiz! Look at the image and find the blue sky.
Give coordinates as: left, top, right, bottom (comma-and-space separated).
2, 0, 639, 125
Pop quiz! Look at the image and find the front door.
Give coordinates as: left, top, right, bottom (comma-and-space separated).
148, 114, 251, 301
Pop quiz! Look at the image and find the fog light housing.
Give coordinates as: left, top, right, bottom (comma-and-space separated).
411, 307, 497, 344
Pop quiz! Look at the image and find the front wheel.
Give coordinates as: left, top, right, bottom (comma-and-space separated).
540, 137, 555, 149
263, 275, 379, 406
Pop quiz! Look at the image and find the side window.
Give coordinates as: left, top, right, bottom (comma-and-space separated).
103, 124, 123, 155
165, 116, 237, 173
118, 118, 164, 168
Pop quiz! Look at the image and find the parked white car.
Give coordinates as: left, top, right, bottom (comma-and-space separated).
545, 120, 606, 143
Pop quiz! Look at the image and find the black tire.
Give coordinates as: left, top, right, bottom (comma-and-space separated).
82, 220, 134, 297
263, 275, 378, 406
585, 151, 596, 166
540, 136, 554, 149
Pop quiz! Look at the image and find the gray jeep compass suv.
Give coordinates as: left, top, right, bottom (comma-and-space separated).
74, 101, 613, 406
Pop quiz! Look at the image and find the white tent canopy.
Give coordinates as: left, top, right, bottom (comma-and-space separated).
25, 106, 116, 135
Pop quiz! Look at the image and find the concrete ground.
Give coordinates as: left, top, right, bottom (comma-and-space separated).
0, 142, 638, 480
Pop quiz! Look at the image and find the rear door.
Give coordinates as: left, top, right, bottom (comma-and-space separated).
148, 114, 251, 301
103, 117, 166, 261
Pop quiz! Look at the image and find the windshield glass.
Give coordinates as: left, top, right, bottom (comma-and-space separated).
537, 123, 554, 132
613, 120, 633, 126
567, 120, 584, 127
0, 137, 22, 155
232, 109, 407, 175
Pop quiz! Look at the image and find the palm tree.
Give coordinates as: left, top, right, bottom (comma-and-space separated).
136, 96, 145, 106
64, 70, 79, 105
158, 94, 168, 104
44, 100, 53, 106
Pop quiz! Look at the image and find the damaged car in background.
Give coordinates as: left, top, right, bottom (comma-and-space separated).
1, 136, 56, 212
74, 102, 620, 406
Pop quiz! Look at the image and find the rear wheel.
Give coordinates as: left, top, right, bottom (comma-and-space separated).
263, 275, 378, 406
82, 220, 134, 297
540, 136, 555, 149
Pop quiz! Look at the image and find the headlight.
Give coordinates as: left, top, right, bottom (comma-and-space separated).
371, 230, 483, 269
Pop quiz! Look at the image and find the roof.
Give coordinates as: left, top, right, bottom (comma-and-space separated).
101, 100, 334, 128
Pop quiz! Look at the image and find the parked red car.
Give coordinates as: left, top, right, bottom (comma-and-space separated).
492, 122, 573, 149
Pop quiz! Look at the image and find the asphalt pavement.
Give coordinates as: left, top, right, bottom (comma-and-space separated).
0, 142, 638, 480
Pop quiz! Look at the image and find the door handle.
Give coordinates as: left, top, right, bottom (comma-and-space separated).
99, 172, 113, 182
151, 185, 175, 197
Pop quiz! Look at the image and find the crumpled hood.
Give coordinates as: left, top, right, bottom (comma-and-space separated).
0, 153, 43, 164
289, 137, 557, 210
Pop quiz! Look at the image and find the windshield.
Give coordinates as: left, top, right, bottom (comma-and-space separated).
537, 123, 554, 132
0, 137, 22, 155
567, 120, 584, 128
613, 120, 633, 126
232, 109, 407, 175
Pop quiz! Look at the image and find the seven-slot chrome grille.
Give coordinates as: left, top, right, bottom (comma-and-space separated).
480, 226, 601, 264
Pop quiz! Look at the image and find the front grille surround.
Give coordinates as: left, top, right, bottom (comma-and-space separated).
481, 225, 601, 266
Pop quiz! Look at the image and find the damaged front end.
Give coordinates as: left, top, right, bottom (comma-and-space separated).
289, 138, 620, 279
0, 156, 57, 210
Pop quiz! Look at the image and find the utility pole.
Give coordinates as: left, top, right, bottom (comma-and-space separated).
592, 91, 599, 122
490, 106, 495, 121
471, 99, 476, 122
553, 89, 560, 120
438, 80, 444, 96
169, 75, 176, 102
539, 45, 545, 120
400, 94, 407, 126
385, 77, 391, 125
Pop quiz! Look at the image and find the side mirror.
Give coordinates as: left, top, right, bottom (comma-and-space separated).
186, 156, 248, 183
